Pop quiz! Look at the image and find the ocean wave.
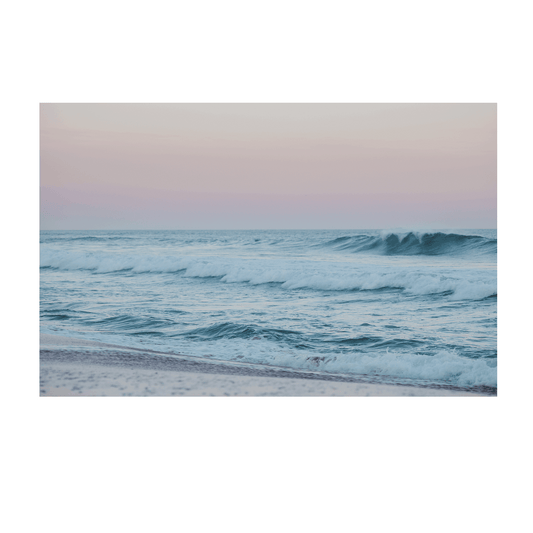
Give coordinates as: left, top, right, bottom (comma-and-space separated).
321, 231, 497, 256
277, 272, 495, 300
41, 235, 137, 243
79, 314, 175, 331
299, 349, 497, 388
172, 335, 497, 388
40, 248, 496, 300
175, 322, 303, 341
218, 340, 498, 388
39, 323, 497, 389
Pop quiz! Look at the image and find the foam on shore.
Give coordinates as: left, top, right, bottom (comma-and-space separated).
40, 334, 486, 397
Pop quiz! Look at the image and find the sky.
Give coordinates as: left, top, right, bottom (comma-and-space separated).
40, 103, 496, 229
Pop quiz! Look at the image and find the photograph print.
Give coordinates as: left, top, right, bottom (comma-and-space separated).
39, 103, 497, 396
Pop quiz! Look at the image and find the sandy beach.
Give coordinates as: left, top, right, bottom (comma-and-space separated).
40, 334, 486, 396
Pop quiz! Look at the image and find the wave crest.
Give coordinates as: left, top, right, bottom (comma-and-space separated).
40, 248, 496, 300
322, 231, 496, 256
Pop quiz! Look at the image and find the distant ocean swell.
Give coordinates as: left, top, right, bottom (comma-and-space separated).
41, 231, 497, 255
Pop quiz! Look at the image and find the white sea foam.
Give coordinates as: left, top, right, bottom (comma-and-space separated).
40, 247, 496, 300
227, 342, 497, 388
230, 342, 497, 388
308, 349, 497, 388
40, 325, 496, 388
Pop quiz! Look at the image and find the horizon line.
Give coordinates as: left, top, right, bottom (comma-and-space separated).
40, 227, 498, 231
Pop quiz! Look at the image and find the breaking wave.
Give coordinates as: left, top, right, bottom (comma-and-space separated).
321, 231, 497, 256
297, 348, 497, 388
39, 321, 497, 389
176, 337, 497, 389
175, 326, 498, 388
40, 247, 496, 300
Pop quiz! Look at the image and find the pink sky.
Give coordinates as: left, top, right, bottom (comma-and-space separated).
40, 104, 496, 229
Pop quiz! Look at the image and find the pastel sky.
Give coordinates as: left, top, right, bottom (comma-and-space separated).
40, 103, 496, 229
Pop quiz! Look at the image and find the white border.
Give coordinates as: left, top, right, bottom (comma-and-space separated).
18, 84, 516, 416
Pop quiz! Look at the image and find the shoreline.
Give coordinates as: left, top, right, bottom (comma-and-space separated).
40, 333, 490, 397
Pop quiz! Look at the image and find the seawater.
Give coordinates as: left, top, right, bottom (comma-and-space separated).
40, 229, 497, 393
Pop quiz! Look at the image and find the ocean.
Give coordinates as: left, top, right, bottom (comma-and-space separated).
40, 229, 497, 394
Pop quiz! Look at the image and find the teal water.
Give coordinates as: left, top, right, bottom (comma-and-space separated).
40, 229, 497, 393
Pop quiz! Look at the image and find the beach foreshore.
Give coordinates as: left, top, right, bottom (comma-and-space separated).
40, 333, 487, 397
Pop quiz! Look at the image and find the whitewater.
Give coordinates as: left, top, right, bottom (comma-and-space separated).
40, 229, 497, 394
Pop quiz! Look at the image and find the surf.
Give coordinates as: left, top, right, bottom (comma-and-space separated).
321, 231, 497, 256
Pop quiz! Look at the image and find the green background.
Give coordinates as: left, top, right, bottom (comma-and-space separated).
0, 0, 532, 532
